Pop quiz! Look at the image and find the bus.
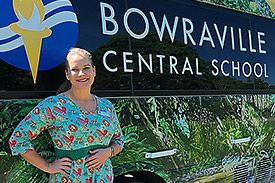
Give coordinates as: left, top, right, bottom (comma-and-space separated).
0, 0, 275, 182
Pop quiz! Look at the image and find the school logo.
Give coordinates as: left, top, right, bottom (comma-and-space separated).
0, 0, 78, 83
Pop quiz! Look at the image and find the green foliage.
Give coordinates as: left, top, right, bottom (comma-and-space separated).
111, 95, 275, 182
0, 100, 55, 183
0, 100, 40, 182
7, 131, 55, 183
199, 0, 274, 18
0, 100, 40, 151
1, 94, 275, 182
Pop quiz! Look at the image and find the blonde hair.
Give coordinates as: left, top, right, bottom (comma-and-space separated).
64, 47, 94, 70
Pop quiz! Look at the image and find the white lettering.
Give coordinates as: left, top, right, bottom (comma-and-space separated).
264, 64, 269, 78
124, 8, 149, 39
199, 21, 215, 47
248, 30, 256, 53
211, 59, 219, 76
182, 18, 196, 45
214, 23, 227, 49
230, 27, 235, 50
258, 32, 267, 54
239, 28, 247, 52
254, 63, 263, 78
196, 58, 202, 75
103, 50, 117, 72
123, 52, 133, 72
100, 2, 119, 35
138, 53, 153, 73
182, 57, 193, 75
221, 60, 230, 76
150, 12, 179, 43
156, 55, 165, 73
242, 62, 252, 77
232, 61, 240, 77
169, 56, 179, 74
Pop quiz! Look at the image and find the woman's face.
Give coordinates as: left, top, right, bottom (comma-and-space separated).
65, 52, 96, 90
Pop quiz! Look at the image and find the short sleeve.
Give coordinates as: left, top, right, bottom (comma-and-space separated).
9, 97, 56, 156
110, 103, 124, 150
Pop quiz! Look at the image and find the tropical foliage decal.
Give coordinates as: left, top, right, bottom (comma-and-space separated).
0, 95, 274, 182
198, 0, 275, 19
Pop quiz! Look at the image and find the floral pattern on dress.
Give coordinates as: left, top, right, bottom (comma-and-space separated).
9, 94, 124, 183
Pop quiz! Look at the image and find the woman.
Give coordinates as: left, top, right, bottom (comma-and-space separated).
9, 48, 124, 183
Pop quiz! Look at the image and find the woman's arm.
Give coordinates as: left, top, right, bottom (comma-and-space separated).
109, 143, 122, 157
21, 150, 72, 176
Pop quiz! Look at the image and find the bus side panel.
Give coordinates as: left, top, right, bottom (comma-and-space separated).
1, 94, 274, 182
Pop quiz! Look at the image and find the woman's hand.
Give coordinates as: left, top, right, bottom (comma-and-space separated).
47, 157, 72, 176
85, 148, 111, 169
21, 150, 72, 176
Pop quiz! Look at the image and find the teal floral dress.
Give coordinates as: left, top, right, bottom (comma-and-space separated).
9, 94, 124, 183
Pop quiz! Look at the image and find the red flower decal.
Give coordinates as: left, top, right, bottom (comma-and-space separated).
14, 131, 22, 137
68, 124, 78, 132
54, 139, 63, 148
61, 176, 67, 183
76, 158, 83, 165
40, 127, 46, 132
103, 120, 110, 127
87, 135, 94, 143
58, 98, 67, 104
33, 107, 40, 115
